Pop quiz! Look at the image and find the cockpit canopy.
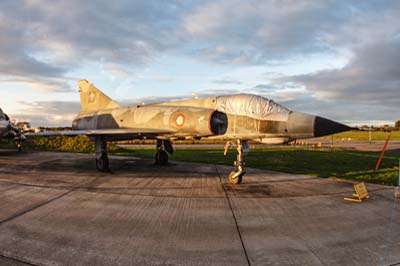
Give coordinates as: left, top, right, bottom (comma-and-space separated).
215, 94, 290, 121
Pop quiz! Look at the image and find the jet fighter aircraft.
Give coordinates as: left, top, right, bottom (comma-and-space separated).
0, 108, 25, 151
32, 80, 351, 184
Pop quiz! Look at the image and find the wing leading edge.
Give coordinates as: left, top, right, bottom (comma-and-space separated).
27, 128, 174, 138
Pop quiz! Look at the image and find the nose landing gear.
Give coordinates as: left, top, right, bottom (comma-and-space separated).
224, 139, 249, 185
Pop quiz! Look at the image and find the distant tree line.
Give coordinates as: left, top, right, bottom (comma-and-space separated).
26, 136, 118, 153
359, 122, 400, 132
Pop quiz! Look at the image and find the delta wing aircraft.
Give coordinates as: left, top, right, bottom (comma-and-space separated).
32, 80, 351, 184
0, 108, 25, 151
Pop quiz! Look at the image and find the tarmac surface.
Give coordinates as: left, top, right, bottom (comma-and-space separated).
0, 149, 399, 266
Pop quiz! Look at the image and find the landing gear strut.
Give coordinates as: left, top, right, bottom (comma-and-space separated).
14, 139, 22, 152
224, 139, 249, 185
95, 137, 109, 172
14, 133, 25, 152
17, 142, 22, 152
155, 139, 173, 165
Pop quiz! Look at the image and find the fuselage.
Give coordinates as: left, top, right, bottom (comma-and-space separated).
0, 108, 22, 141
0, 120, 8, 139
72, 94, 350, 143
0, 108, 10, 139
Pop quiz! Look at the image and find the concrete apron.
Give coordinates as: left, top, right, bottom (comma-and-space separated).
0, 150, 400, 266
395, 187, 400, 198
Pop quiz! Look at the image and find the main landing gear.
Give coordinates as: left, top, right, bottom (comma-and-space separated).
95, 137, 109, 172
224, 139, 249, 185
93, 138, 174, 172
155, 139, 173, 165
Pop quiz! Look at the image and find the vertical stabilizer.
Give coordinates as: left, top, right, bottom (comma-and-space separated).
78, 80, 121, 112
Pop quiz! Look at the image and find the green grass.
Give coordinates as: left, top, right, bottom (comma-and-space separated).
331, 130, 400, 141
0, 136, 119, 153
0, 139, 19, 149
114, 147, 400, 186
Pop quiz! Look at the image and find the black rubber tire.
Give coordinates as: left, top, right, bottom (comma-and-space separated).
155, 150, 169, 165
229, 171, 243, 185
96, 154, 109, 172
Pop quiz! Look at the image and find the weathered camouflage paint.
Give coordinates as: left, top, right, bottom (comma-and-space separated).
154, 99, 309, 142
73, 105, 228, 139
152, 98, 300, 142
73, 103, 314, 143
74, 80, 350, 143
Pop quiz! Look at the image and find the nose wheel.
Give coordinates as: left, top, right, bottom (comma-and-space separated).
229, 169, 244, 185
224, 139, 248, 185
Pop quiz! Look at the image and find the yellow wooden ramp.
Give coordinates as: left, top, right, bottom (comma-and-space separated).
344, 182, 369, 203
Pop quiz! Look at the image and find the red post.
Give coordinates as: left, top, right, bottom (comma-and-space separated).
375, 133, 391, 172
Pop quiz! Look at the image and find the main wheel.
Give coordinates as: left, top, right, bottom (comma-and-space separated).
96, 154, 109, 172
155, 150, 169, 165
229, 171, 243, 184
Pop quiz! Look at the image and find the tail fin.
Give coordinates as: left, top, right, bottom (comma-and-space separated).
78, 80, 121, 112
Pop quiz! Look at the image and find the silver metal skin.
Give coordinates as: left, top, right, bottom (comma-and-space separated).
0, 108, 25, 151
29, 80, 351, 184
0, 109, 10, 138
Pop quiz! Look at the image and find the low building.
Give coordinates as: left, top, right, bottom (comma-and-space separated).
15, 122, 32, 132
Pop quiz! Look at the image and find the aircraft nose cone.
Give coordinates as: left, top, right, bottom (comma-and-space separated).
313, 116, 352, 137
287, 112, 352, 138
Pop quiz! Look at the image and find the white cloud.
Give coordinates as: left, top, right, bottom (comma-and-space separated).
1, 0, 399, 125
0, 1, 189, 92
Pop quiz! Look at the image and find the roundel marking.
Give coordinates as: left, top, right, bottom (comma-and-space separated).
175, 114, 186, 127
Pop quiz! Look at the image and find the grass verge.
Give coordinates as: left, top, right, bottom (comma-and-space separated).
114, 147, 400, 186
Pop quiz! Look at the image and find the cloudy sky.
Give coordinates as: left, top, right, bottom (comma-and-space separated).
1, 0, 399, 126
